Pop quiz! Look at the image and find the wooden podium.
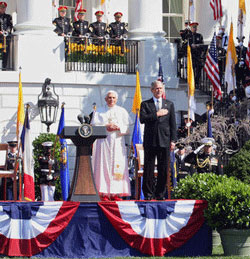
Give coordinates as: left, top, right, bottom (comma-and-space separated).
61, 125, 107, 202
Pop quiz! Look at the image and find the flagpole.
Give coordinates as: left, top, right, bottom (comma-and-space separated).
188, 0, 191, 23
211, 86, 214, 110
17, 66, 23, 148
187, 43, 191, 137
52, 102, 65, 160
19, 104, 30, 201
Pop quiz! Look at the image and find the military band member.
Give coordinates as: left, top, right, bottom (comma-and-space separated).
175, 143, 191, 180
6, 141, 18, 200
184, 137, 223, 175
217, 25, 228, 50
52, 6, 72, 36
39, 142, 59, 201
177, 114, 194, 139
89, 11, 108, 44
216, 35, 226, 83
72, 9, 89, 37
184, 22, 204, 87
180, 20, 191, 43
0, 1, 13, 70
235, 36, 247, 90
108, 12, 128, 40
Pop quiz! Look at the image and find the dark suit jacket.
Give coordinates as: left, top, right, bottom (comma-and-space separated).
140, 98, 177, 148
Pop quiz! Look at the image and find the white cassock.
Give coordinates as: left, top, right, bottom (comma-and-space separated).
91, 105, 131, 196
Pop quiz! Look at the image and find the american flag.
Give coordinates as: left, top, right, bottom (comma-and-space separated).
204, 33, 222, 100
246, 33, 250, 70
74, 0, 82, 21
210, 0, 223, 20
157, 57, 164, 83
157, 57, 166, 99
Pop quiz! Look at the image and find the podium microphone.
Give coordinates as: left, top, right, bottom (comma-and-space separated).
77, 114, 84, 124
84, 115, 90, 124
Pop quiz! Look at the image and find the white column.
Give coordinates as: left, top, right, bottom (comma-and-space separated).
14, 0, 54, 34
128, 0, 165, 40
127, 0, 177, 84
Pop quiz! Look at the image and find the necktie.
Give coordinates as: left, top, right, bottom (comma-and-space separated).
156, 100, 160, 111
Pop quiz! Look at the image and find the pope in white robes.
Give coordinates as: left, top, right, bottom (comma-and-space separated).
91, 90, 131, 201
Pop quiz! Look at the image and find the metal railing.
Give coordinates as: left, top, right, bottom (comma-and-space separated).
0, 35, 15, 71
177, 43, 227, 98
65, 37, 139, 74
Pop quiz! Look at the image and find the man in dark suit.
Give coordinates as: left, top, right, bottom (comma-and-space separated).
140, 80, 177, 200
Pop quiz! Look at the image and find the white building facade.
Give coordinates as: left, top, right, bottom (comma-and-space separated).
0, 0, 249, 145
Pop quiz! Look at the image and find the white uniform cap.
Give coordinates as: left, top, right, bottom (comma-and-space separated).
200, 137, 215, 146
42, 141, 53, 148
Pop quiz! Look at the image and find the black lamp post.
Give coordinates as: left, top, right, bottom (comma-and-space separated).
38, 78, 59, 132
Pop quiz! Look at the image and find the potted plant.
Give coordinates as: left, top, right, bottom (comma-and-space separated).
173, 173, 250, 256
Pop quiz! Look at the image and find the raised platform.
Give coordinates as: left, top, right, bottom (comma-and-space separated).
0, 200, 212, 258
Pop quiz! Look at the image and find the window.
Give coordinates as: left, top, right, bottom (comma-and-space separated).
59, 0, 76, 20
162, 0, 184, 43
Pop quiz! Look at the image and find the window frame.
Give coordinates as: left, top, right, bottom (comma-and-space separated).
162, 0, 184, 43
59, 0, 76, 20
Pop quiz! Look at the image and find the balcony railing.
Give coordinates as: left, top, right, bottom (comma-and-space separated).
177, 43, 227, 99
0, 35, 15, 71
65, 37, 139, 74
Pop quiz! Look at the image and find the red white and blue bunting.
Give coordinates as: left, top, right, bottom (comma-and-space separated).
0, 201, 79, 256
99, 200, 207, 256
0, 200, 208, 257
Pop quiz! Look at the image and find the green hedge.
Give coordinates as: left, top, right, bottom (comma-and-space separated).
173, 173, 250, 230
224, 140, 250, 184
32, 133, 62, 201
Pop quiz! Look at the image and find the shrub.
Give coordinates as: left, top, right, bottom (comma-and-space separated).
173, 173, 250, 230
32, 133, 62, 200
224, 140, 250, 184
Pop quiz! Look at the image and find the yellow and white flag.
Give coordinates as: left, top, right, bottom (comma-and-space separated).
187, 45, 196, 121
225, 22, 238, 94
189, 0, 195, 22
237, 0, 246, 39
16, 70, 25, 142
100, 0, 109, 23
132, 67, 142, 115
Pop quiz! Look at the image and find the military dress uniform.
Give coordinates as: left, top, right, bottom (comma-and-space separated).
108, 21, 128, 38
184, 138, 223, 175
72, 20, 89, 37
5, 141, 19, 200
89, 21, 107, 44
53, 16, 72, 36
235, 43, 247, 89
183, 22, 204, 87
0, 2, 13, 69
53, 15, 72, 60
184, 152, 222, 174
175, 144, 191, 180
39, 142, 59, 201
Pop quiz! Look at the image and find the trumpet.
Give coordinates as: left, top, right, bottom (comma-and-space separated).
104, 34, 110, 40
121, 34, 128, 40
2, 30, 8, 37
1, 30, 8, 53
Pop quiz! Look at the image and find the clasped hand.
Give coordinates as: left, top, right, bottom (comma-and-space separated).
106, 123, 120, 132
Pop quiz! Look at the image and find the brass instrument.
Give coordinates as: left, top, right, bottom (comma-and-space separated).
0, 18, 8, 53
